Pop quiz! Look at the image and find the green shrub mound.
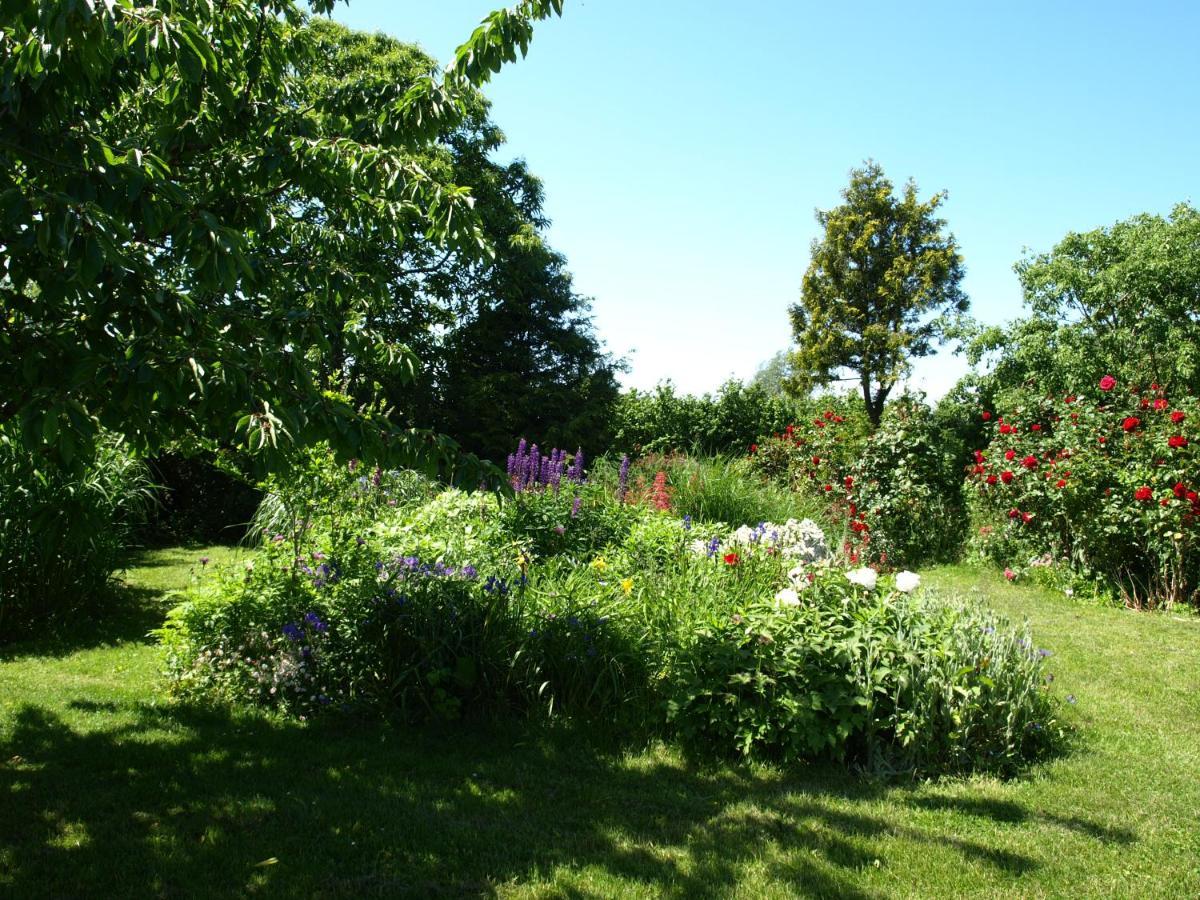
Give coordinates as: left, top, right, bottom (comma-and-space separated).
668, 579, 1058, 776
161, 447, 1063, 776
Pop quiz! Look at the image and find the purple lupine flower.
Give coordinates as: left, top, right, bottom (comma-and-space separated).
461, 565, 478, 579
571, 495, 582, 518
618, 454, 631, 503
682, 515, 692, 530
706, 535, 720, 557
282, 622, 303, 641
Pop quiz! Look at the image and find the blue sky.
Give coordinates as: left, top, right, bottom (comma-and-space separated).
333, 1, 1199, 397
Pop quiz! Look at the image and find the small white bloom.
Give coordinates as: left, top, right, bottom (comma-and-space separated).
846, 567, 878, 590
774, 588, 801, 607
894, 571, 921, 593
787, 565, 808, 583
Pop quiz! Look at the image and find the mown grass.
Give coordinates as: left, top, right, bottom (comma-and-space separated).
2, 551, 1198, 897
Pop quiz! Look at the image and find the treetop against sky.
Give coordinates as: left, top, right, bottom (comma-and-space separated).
335, 0, 1200, 398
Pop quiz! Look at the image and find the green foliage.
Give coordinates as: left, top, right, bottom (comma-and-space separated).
0, 0, 561, 476
610, 380, 806, 456
597, 453, 823, 529
789, 161, 968, 425
747, 397, 965, 567
849, 398, 968, 566
667, 574, 1061, 776
0, 436, 153, 636
966, 378, 1200, 607
964, 203, 1200, 414
162, 446, 1061, 775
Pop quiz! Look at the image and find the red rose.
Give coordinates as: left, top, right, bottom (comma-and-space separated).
982, 411, 993, 421
1171, 410, 1186, 424
811, 455, 821, 465
823, 410, 834, 420
723, 552, 740, 566
1021, 455, 1038, 470
749, 444, 757, 454
974, 450, 986, 463
986, 474, 998, 485
1064, 395, 1076, 403
823, 484, 832, 492
1008, 508, 1021, 519
1021, 512, 1033, 524
1099, 375, 1116, 391
1154, 398, 1168, 410
999, 423, 1014, 435
1134, 486, 1153, 501
1123, 417, 1140, 432
1169, 435, 1188, 449
1004, 449, 1016, 461
1001, 471, 1014, 484
844, 476, 854, 489
1055, 479, 1067, 488
1174, 482, 1188, 499
1151, 383, 1160, 391
1140, 398, 1150, 409
1188, 491, 1199, 503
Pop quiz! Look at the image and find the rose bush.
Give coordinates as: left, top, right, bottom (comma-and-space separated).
967, 376, 1199, 606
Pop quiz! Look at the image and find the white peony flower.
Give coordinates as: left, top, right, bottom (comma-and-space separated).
774, 588, 801, 607
894, 571, 921, 593
846, 567, 878, 590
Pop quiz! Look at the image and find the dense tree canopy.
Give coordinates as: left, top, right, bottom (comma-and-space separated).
788, 162, 967, 426
0, 0, 563, 477
967, 203, 1200, 404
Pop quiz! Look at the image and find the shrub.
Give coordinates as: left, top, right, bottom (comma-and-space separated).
667, 569, 1062, 776
748, 396, 964, 567
966, 376, 1200, 606
1, 436, 154, 637
610, 380, 804, 456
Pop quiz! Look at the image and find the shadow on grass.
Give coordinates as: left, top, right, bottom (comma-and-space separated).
0, 585, 168, 663
0, 697, 1085, 899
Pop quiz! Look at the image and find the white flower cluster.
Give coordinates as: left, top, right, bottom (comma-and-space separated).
697, 518, 829, 562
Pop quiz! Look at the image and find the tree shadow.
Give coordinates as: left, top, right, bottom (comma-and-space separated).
907, 795, 1136, 845
0, 585, 168, 663
0, 698, 1102, 898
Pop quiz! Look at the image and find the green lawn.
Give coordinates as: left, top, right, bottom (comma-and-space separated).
2, 550, 1198, 898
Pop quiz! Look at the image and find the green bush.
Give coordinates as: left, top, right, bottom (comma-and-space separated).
667, 570, 1062, 776
610, 380, 803, 456
747, 396, 964, 567
0, 436, 154, 637
966, 376, 1200, 607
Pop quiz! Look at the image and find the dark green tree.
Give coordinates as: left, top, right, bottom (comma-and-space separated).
788, 161, 967, 426
0, 0, 563, 477
293, 21, 619, 462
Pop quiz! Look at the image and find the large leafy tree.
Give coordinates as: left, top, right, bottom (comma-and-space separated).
293, 21, 619, 463
788, 161, 967, 426
0, 0, 563, 476
1002, 203, 1200, 393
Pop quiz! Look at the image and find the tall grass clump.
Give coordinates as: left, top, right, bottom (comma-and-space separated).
0, 436, 154, 637
591, 453, 824, 528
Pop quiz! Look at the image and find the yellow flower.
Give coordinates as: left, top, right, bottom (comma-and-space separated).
620, 577, 634, 596
590, 556, 607, 573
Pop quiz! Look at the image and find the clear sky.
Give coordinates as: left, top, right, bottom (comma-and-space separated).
333, 1, 1199, 398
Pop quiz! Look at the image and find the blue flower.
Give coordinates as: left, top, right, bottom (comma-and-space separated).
282, 622, 303, 642
304, 611, 328, 633
682, 515, 692, 530
461, 565, 478, 580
